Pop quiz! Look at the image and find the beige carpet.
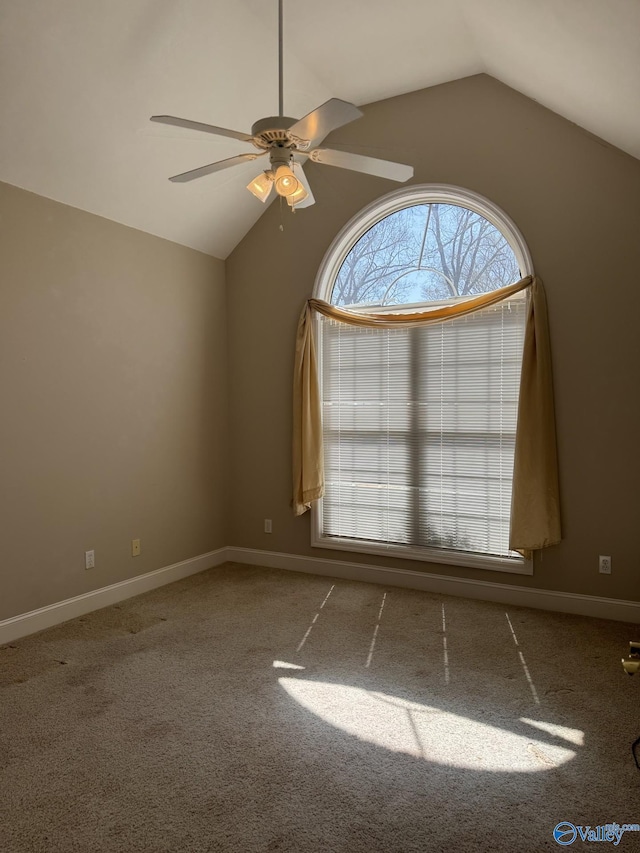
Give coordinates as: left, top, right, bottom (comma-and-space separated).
1, 562, 638, 852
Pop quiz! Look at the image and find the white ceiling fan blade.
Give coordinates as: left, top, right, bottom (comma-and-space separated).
287, 99, 363, 149
308, 148, 413, 183
151, 115, 253, 143
290, 163, 315, 208
169, 152, 265, 183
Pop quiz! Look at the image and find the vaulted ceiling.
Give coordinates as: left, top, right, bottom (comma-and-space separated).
1, 0, 638, 259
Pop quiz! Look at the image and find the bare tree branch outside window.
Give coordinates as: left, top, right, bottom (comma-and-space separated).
331, 204, 520, 307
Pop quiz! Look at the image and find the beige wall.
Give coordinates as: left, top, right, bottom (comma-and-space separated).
226, 74, 640, 602
0, 182, 228, 620
3, 74, 638, 623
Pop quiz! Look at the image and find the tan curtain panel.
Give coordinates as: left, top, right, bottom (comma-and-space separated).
292, 275, 561, 556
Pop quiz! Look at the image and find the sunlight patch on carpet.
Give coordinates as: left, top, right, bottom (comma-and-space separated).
279, 678, 579, 772
519, 717, 584, 746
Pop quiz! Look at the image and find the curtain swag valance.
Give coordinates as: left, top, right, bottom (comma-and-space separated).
293, 275, 561, 559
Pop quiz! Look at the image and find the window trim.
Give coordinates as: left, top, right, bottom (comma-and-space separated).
311, 185, 534, 575
313, 185, 534, 301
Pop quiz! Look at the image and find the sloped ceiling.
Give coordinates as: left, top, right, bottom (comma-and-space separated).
1, 0, 638, 259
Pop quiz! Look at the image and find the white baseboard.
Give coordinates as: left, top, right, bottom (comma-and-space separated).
0, 548, 227, 645
3, 544, 638, 645
226, 546, 640, 624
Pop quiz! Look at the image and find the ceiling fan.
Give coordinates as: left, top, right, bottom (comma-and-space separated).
150, 0, 413, 209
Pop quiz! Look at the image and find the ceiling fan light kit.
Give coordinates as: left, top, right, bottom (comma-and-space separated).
151, 0, 413, 210
274, 165, 299, 197
246, 172, 273, 203
286, 171, 309, 207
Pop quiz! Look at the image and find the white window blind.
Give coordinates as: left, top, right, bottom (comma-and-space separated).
320, 296, 527, 558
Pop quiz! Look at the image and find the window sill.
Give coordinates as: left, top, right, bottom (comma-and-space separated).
311, 530, 533, 576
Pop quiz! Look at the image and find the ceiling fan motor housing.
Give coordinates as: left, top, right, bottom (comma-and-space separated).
250, 116, 299, 150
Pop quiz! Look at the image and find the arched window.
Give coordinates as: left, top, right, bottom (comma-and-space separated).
313, 186, 533, 572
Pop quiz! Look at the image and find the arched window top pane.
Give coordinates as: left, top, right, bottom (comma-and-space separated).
316, 186, 532, 310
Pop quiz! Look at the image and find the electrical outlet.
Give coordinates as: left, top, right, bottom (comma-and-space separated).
599, 555, 611, 574
85, 549, 95, 570
264, 519, 272, 534
132, 538, 141, 557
